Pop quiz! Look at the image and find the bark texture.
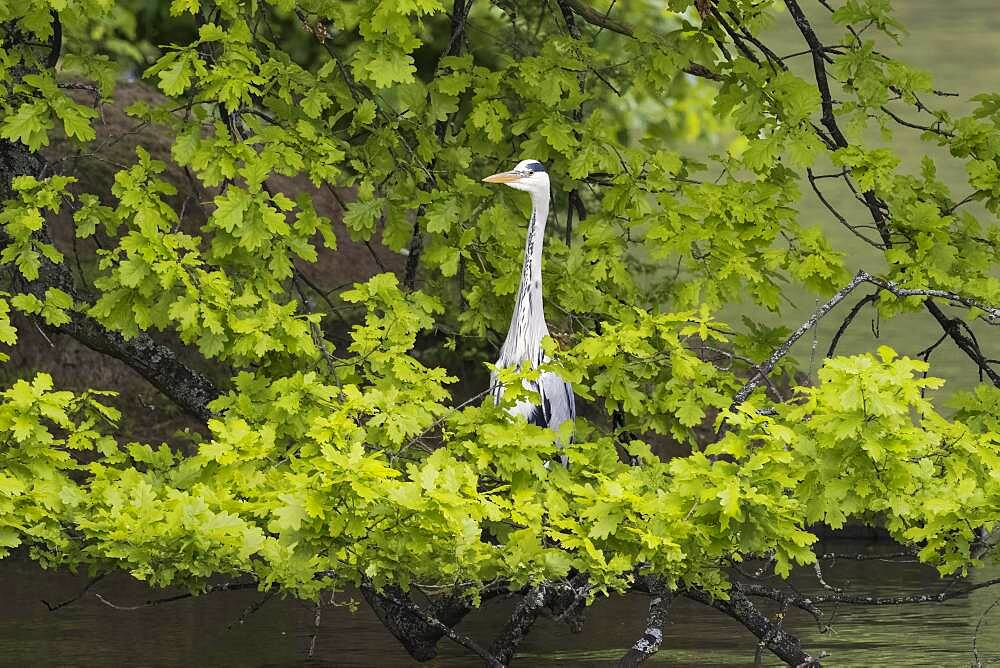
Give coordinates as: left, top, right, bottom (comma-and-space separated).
1, 139, 221, 421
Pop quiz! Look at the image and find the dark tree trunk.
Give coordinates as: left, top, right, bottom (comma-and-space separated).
360, 584, 471, 662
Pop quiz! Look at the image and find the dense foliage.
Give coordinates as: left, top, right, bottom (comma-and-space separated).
1, 0, 999, 663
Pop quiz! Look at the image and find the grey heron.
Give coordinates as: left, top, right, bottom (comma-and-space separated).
482, 160, 576, 456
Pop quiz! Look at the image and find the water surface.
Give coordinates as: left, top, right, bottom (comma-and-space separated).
2, 541, 997, 666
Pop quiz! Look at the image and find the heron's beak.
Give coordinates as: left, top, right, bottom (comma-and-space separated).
482, 171, 522, 184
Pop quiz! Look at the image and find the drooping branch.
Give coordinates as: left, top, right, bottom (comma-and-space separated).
806, 168, 885, 248
925, 301, 1000, 387
227, 589, 276, 629
826, 292, 878, 357
880, 104, 955, 138
0, 141, 222, 422
308, 598, 322, 657
92, 580, 259, 611
972, 594, 1000, 668
41, 573, 107, 611
730, 270, 870, 407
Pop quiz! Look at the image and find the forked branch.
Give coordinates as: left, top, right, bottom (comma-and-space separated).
731, 270, 1000, 408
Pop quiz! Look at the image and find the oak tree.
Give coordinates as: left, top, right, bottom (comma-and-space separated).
1, 0, 999, 664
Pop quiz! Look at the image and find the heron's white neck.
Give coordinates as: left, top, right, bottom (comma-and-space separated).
521, 190, 548, 293
498, 189, 549, 366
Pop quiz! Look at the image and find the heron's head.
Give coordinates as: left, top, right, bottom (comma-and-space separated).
482, 159, 549, 195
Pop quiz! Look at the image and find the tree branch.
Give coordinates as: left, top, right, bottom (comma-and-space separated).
808, 576, 1000, 606
560, 0, 724, 81
784, 0, 892, 244
972, 593, 1000, 667
556, 0, 586, 248
367, 584, 499, 666
227, 588, 276, 629
782, 0, 845, 149
560, 0, 633, 37
806, 168, 885, 248
1, 141, 222, 422
45, 10, 62, 69
41, 573, 107, 612
861, 276, 1000, 322
880, 104, 955, 137
826, 292, 878, 357
618, 577, 672, 666
779, 1, 1000, 386
784, 0, 1000, 388
730, 269, 1000, 408
360, 582, 475, 662
736, 582, 827, 630
817, 550, 916, 562
403, 0, 474, 290
685, 587, 821, 666
731, 270, 870, 407
92, 581, 258, 611
489, 585, 549, 665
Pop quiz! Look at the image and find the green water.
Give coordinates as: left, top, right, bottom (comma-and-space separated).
750, 0, 1000, 394
1, 541, 997, 666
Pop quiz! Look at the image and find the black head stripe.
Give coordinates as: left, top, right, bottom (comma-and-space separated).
525, 161, 546, 173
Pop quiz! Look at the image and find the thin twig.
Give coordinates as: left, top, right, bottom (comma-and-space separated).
972, 594, 1000, 667
42, 574, 107, 612
818, 550, 916, 562
308, 598, 322, 657
810, 576, 1000, 605
826, 292, 878, 357
227, 589, 277, 629
94, 581, 258, 611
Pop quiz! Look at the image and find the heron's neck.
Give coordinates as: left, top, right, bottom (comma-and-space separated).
503, 190, 549, 358
521, 191, 547, 291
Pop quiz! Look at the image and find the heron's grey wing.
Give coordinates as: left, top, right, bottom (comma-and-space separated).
535, 371, 576, 436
